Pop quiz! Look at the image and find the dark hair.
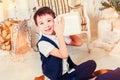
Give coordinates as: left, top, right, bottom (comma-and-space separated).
33, 6, 56, 25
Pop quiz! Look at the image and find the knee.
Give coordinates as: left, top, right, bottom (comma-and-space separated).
88, 60, 96, 66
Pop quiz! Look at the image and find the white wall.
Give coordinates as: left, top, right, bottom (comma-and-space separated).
79, 0, 106, 18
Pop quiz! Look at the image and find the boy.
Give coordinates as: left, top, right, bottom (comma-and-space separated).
34, 6, 96, 80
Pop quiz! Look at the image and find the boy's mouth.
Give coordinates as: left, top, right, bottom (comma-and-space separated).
45, 28, 52, 32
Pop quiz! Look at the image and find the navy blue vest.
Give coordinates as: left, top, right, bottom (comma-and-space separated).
37, 35, 76, 80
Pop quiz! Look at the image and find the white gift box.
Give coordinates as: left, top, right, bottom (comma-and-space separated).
56, 12, 81, 36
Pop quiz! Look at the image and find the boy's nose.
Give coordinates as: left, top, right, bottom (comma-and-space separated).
44, 23, 49, 27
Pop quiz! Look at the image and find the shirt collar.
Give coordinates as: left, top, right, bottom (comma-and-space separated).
41, 33, 57, 40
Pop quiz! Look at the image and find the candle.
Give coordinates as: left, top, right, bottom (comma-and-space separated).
8, 2, 16, 19
0, 3, 4, 22
15, 0, 30, 20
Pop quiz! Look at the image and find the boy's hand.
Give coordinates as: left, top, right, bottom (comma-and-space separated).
54, 17, 64, 36
54, 17, 68, 59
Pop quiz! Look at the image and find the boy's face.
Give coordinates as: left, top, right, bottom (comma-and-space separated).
36, 14, 55, 35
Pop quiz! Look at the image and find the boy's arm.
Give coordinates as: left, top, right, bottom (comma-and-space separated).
50, 17, 68, 59
50, 36, 68, 59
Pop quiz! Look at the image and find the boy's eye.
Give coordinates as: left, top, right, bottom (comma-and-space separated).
48, 20, 51, 22
40, 22, 43, 25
